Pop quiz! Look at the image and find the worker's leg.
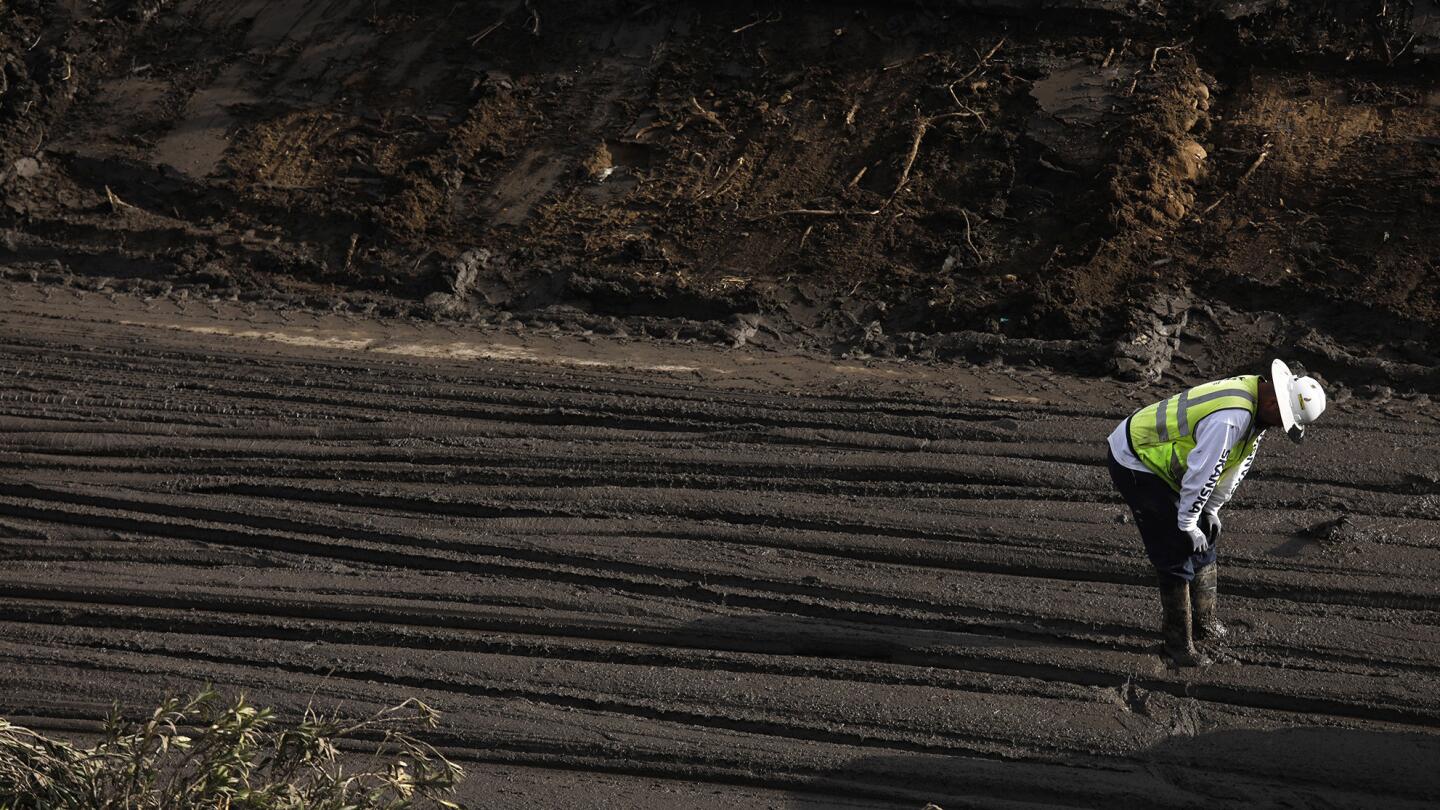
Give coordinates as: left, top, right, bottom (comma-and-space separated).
1191, 561, 1227, 640
1108, 452, 1212, 667
1106, 453, 1198, 582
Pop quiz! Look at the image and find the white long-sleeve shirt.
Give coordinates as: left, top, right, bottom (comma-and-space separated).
1109, 408, 1264, 531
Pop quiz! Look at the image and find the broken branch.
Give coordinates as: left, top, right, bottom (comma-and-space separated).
944, 87, 988, 129
882, 50, 941, 72
732, 11, 781, 34
1240, 143, 1271, 182
1387, 32, 1419, 66
342, 233, 360, 273
1037, 156, 1075, 175
698, 156, 746, 200
684, 97, 727, 131
632, 120, 668, 141
978, 37, 1006, 64
760, 109, 979, 220
951, 36, 1007, 85
523, 0, 540, 36
1199, 192, 1229, 216
960, 208, 982, 262
767, 207, 884, 218
467, 21, 502, 46
103, 185, 136, 213
892, 110, 975, 199
634, 97, 730, 141
1197, 140, 1271, 218
891, 116, 931, 198
1102, 37, 1131, 69
1149, 43, 1184, 72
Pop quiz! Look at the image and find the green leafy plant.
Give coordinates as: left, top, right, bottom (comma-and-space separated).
0, 687, 464, 809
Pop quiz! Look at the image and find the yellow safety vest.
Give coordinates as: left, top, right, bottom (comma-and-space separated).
1126, 375, 1260, 492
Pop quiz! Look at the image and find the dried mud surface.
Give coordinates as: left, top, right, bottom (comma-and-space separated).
1, 1, 1438, 387
3, 283, 1440, 808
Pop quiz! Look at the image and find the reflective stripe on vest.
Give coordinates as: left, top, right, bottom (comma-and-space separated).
1126, 375, 1260, 492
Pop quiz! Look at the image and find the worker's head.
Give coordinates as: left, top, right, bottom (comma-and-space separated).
1261, 359, 1326, 443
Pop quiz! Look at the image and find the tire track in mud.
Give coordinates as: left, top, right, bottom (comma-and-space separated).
2, 300, 1439, 807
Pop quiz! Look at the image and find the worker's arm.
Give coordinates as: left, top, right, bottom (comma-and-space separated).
1204, 430, 1264, 516
1176, 409, 1254, 536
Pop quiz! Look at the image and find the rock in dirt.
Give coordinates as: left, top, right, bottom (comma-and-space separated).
11, 157, 42, 179
725, 313, 762, 348
422, 292, 470, 319
1171, 140, 1208, 181
921, 330, 1098, 368
445, 249, 492, 299
1296, 330, 1440, 391
1112, 289, 1192, 382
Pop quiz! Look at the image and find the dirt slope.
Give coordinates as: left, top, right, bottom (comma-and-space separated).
3, 283, 1439, 808
2, 1, 1438, 386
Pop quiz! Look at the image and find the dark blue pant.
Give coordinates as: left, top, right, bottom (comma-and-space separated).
1108, 450, 1216, 584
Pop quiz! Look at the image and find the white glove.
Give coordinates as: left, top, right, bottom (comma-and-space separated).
1184, 526, 1210, 553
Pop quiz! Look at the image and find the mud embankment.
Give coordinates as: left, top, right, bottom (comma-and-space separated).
1, 1, 1438, 388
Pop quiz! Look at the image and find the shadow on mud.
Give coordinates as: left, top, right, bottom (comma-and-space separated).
671, 605, 1151, 673
667, 609, 1144, 691
667, 614, 1438, 808
780, 725, 1440, 809
679, 611, 919, 661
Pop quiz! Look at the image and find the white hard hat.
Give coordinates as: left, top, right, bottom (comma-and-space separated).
1271, 359, 1326, 443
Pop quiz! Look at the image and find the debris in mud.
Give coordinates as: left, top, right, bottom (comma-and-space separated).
579, 141, 615, 183
1301, 511, 1436, 559
1302, 513, 1366, 558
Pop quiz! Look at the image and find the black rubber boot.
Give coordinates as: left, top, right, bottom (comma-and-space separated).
1191, 563, 1228, 641
1159, 577, 1212, 668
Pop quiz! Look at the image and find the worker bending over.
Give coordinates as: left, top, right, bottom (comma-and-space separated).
1107, 359, 1326, 667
